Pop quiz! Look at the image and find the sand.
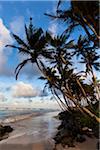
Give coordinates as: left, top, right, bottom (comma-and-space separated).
55, 137, 98, 150
0, 141, 54, 150
0, 137, 98, 150
0, 112, 98, 150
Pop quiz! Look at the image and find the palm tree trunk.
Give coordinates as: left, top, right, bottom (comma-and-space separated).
76, 79, 93, 106
91, 69, 100, 100
82, 107, 100, 123
81, 14, 99, 39
53, 89, 68, 111
63, 86, 100, 123
51, 88, 65, 111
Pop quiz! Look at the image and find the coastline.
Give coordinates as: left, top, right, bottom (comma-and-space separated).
1, 112, 43, 124
0, 111, 98, 150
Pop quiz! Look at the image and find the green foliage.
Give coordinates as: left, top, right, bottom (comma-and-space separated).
54, 102, 99, 147
6, 1, 100, 147
6, 1, 99, 121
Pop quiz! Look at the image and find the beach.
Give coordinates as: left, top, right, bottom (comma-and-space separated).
0, 111, 98, 150
0, 111, 60, 150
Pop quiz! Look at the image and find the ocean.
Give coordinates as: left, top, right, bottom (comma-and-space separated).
0, 109, 59, 124
0, 109, 33, 119
0, 109, 39, 123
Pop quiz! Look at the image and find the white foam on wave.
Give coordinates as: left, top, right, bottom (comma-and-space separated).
9, 132, 26, 139
26, 130, 39, 136
1, 114, 33, 124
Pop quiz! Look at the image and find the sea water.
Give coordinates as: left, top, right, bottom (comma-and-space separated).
0, 109, 60, 124
0, 109, 37, 123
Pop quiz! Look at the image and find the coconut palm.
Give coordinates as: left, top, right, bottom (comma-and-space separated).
73, 35, 100, 74
6, 17, 100, 122
39, 64, 67, 111
6, 18, 53, 79
72, 34, 100, 99
71, 1, 99, 37
80, 50, 100, 74
54, 0, 100, 102
44, 32, 100, 120
45, 0, 99, 47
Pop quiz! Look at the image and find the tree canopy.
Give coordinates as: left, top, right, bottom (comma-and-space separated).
6, 1, 100, 122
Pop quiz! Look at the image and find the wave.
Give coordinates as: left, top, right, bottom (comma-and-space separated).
0, 113, 40, 124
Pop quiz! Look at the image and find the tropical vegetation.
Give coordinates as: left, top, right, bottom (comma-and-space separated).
6, 0, 99, 148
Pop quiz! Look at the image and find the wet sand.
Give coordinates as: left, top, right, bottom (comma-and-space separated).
0, 141, 54, 150
0, 137, 98, 150
0, 111, 59, 149
55, 137, 98, 150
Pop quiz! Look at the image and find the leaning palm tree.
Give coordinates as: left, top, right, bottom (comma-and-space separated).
45, 0, 99, 48
73, 35, 100, 100
6, 18, 100, 122
42, 32, 100, 122
6, 18, 69, 111
6, 18, 53, 80
71, 0, 99, 38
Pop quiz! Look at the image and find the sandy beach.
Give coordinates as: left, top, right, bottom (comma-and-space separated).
0, 137, 98, 150
0, 111, 59, 150
0, 111, 98, 150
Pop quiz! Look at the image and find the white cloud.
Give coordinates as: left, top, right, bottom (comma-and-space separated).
10, 16, 24, 34
9, 16, 41, 79
0, 92, 6, 102
48, 22, 58, 38
11, 81, 41, 98
0, 18, 13, 75
0, 17, 40, 78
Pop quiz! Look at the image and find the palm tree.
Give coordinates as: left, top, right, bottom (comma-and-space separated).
44, 32, 100, 122
51, 0, 100, 103
6, 18, 53, 79
6, 18, 69, 111
6, 18, 100, 122
71, 0, 99, 37
45, 0, 99, 47
73, 35, 100, 100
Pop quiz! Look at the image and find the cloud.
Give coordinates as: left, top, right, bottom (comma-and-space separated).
11, 81, 44, 98
0, 18, 14, 76
9, 17, 41, 79
0, 92, 7, 102
0, 17, 40, 78
10, 16, 25, 35
48, 21, 58, 38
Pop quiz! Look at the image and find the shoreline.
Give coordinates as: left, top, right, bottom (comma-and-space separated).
0, 111, 98, 150
0, 111, 45, 125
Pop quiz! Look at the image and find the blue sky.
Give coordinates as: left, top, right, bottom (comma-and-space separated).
0, 1, 99, 109
0, 0, 64, 109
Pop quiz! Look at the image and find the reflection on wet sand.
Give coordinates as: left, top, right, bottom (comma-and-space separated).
0, 111, 60, 150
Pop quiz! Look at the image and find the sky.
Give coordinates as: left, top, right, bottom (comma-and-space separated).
0, 0, 64, 109
0, 1, 99, 109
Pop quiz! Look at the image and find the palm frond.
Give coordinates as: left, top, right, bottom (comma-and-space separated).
15, 58, 31, 80
6, 45, 31, 55
12, 34, 29, 50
